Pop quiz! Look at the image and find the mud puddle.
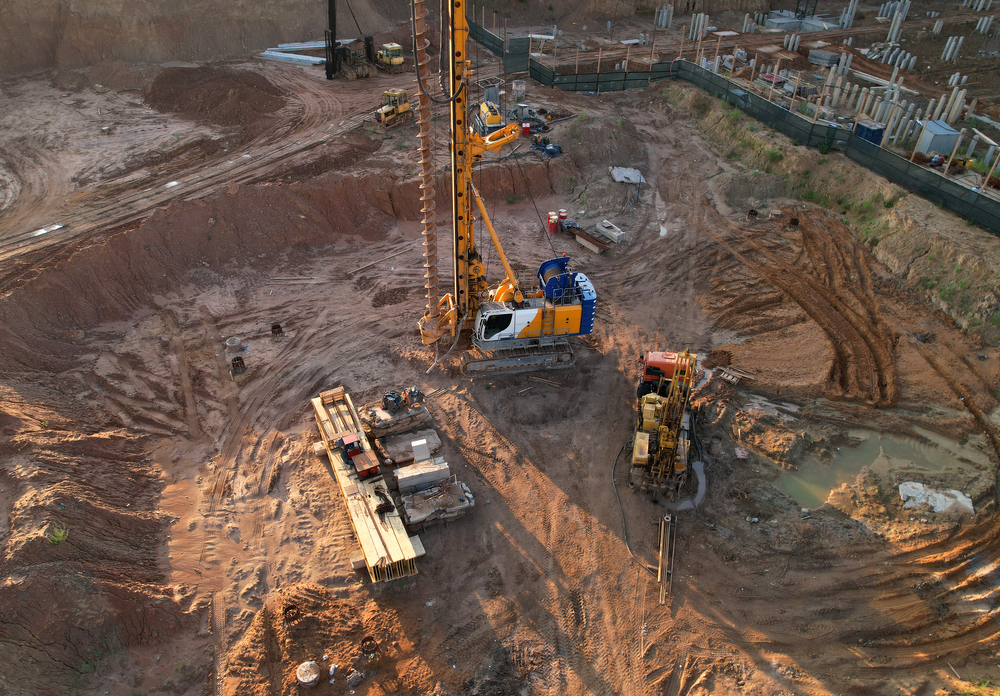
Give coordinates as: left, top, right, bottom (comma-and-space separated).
777, 428, 988, 508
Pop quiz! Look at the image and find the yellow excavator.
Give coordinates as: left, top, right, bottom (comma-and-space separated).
412, 0, 597, 374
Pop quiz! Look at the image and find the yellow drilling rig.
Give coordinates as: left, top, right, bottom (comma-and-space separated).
411, 0, 597, 375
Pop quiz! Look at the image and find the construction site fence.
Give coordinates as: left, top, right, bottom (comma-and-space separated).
461, 17, 1000, 232
673, 61, 1000, 236
467, 15, 504, 57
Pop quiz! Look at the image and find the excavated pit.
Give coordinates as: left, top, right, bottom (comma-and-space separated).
3, 57, 1000, 696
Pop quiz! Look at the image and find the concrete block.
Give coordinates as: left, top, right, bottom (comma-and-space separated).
412, 438, 431, 463
396, 457, 451, 494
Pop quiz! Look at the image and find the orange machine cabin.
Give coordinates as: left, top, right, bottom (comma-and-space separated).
638, 351, 680, 400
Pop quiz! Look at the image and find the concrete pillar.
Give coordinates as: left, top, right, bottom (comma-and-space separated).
967, 134, 980, 158
887, 99, 906, 138
948, 89, 967, 124
933, 93, 948, 120
857, 87, 869, 112
943, 86, 959, 120
896, 103, 916, 142
942, 37, 954, 60
953, 36, 965, 60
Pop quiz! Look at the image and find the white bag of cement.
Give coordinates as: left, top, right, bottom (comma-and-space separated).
898, 481, 973, 515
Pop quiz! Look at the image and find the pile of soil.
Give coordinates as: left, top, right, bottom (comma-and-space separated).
146, 66, 287, 128
224, 583, 428, 696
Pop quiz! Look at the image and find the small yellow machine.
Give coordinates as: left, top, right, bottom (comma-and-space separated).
375, 88, 413, 128
475, 101, 504, 135
376, 43, 405, 72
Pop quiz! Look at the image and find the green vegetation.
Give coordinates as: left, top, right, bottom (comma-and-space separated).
766, 149, 784, 163
45, 522, 69, 545
861, 220, 889, 246
818, 142, 832, 155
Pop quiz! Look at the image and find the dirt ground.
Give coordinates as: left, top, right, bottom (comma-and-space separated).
2, 27, 1000, 696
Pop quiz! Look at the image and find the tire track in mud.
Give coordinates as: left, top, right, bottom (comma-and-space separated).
0, 67, 412, 292
696, 205, 898, 406
674, 514, 1000, 688
435, 392, 648, 695
163, 308, 204, 439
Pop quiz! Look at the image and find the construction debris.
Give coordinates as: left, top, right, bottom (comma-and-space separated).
899, 482, 974, 515
595, 219, 626, 243
609, 167, 646, 184
401, 478, 475, 525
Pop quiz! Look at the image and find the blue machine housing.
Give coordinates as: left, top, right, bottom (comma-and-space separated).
536, 257, 597, 335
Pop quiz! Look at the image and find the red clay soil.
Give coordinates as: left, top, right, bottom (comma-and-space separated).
146, 66, 287, 128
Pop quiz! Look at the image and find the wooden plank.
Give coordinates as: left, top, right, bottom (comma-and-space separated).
311, 389, 420, 582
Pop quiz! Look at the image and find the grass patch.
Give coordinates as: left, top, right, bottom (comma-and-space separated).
861, 220, 889, 246
766, 149, 784, 163
46, 522, 69, 545
939, 282, 958, 302
800, 188, 830, 206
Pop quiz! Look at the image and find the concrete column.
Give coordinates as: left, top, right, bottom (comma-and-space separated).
943, 86, 959, 120
967, 134, 980, 158
933, 93, 948, 120
948, 89, 967, 124
887, 99, 906, 138
858, 87, 869, 112
896, 103, 916, 142
953, 36, 965, 60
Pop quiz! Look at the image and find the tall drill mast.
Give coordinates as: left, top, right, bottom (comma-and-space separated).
417, 0, 520, 345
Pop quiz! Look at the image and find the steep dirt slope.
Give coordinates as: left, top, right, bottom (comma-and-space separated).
0, 0, 406, 76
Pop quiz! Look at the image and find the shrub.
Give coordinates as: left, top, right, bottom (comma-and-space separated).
46, 523, 69, 545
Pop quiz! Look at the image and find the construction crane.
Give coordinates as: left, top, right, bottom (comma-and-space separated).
413, 0, 596, 374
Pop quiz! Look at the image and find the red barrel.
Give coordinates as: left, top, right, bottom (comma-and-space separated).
547, 212, 559, 234
558, 209, 568, 221
521, 122, 531, 136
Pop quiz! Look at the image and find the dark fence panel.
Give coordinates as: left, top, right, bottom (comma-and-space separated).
505, 37, 529, 73
467, 17, 503, 56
